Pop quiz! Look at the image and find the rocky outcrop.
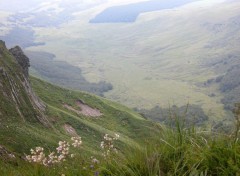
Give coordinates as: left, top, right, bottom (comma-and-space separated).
0, 40, 6, 53
0, 40, 50, 127
0, 145, 16, 161
9, 46, 30, 78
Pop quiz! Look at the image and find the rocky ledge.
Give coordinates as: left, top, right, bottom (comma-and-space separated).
9, 46, 30, 78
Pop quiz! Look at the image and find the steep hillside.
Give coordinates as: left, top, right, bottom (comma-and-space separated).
0, 40, 158, 157
0, 40, 47, 125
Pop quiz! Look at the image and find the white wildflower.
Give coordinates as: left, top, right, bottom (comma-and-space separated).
71, 137, 82, 148
101, 133, 120, 158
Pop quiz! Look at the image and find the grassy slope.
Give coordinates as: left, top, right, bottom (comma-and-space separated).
31, 76, 159, 146
0, 39, 160, 175
0, 76, 160, 175
1, 101, 239, 176
0, 74, 158, 154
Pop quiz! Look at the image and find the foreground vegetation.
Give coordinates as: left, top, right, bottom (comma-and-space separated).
1, 126, 239, 176
1, 104, 239, 175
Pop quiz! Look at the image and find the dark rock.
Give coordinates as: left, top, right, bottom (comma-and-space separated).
216, 75, 224, 83
0, 67, 6, 77
209, 93, 216, 97
9, 46, 30, 78
0, 145, 16, 160
0, 40, 6, 48
0, 40, 7, 54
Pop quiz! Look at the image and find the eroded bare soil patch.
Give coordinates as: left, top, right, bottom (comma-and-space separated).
63, 100, 102, 117
63, 124, 78, 136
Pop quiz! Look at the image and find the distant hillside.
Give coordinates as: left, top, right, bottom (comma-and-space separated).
205, 64, 240, 110
26, 50, 113, 97
1, 0, 240, 124
90, 0, 197, 23
136, 104, 209, 127
0, 27, 45, 48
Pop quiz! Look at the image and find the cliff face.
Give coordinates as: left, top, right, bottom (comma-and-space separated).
0, 40, 49, 126
9, 46, 30, 78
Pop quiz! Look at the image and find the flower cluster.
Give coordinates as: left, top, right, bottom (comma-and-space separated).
71, 136, 82, 148
26, 147, 45, 164
46, 152, 58, 165
56, 141, 70, 162
26, 137, 82, 166
100, 133, 120, 158
25, 132, 120, 169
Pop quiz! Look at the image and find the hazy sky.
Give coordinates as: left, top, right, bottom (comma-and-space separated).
0, 0, 44, 11
0, 0, 147, 12
0, 0, 227, 12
